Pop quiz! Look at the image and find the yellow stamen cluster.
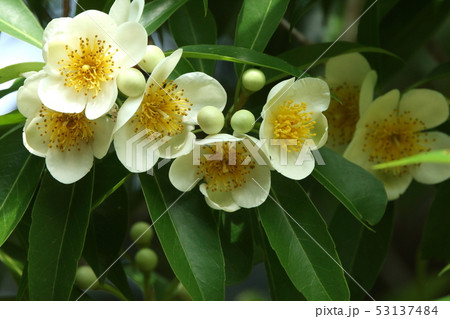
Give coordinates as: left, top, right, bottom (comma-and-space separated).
36, 106, 95, 152
270, 100, 316, 152
197, 141, 255, 192
324, 83, 359, 148
363, 110, 432, 176
58, 35, 119, 98
132, 80, 192, 138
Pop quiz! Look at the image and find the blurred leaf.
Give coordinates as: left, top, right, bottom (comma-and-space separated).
0, 128, 44, 246
373, 150, 450, 169
439, 263, 450, 277
288, 0, 319, 34
0, 248, 23, 282
421, 180, 450, 262
75, 0, 105, 13
169, 0, 217, 75
0, 110, 26, 126
408, 61, 450, 90
329, 205, 394, 300
16, 261, 28, 300
219, 210, 253, 285
178, 44, 301, 77
312, 148, 388, 226
202, 0, 208, 16
140, 170, 225, 300
257, 174, 350, 300
0, 78, 25, 99
28, 171, 93, 300
140, 0, 188, 35
0, 62, 44, 85
0, 0, 44, 48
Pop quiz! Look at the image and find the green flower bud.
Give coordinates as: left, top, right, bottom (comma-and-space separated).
130, 221, 154, 247
116, 68, 146, 97
139, 45, 165, 73
135, 248, 158, 274
75, 265, 99, 290
197, 106, 225, 135
242, 68, 266, 92
230, 110, 255, 134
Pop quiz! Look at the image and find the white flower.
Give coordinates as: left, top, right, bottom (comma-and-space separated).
259, 77, 330, 180
109, 0, 145, 25
114, 49, 227, 173
344, 89, 450, 200
18, 71, 115, 184
169, 134, 271, 212
324, 53, 377, 153
39, 10, 147, 120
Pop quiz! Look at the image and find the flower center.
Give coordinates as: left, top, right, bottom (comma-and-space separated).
363, 110, 432, 175
270, 100, 316, 152
58, 35, 119, 98
324, 83, 359, 148
132, 80, 191, 138
36, 106, 95, 152
197, 141, 255, 192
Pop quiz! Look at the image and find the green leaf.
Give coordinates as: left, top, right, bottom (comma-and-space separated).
178, 44, 301, 77
408, 61, 450, 90
257, 174, 350, 300
169, 0, 217, 75
139, 169, 225, 300
373, 149, 450, 169
28, 171, 93, 300
312, 148, 388, 226
202, 0, 208, 16
169, 58, 196, 80
421, 180, 450, 262
439, 263, 450, 277
329, 205, 394, 300
74, 0, 105, 13
0, 110, 26, 126
288, 0, 319, 34
0, 0, 44, 48
219, 210, 253, 285
0, 248, 23, 282
0, 78, 25, 99
0, 62, 44, 85
0, 128, 44, 246
140, 0, 188, 35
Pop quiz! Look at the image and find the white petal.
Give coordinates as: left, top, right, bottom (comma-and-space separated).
158, 128, 196, 159
359, 70, 377, 115
356, 89, 400, 130
149, 49, 182, 86
85, 80, 118, 119
343, 131, 372, 170
113, 22, 148, 69
17, 71, 45, 118
269, 144, 315, 180
42, 17, 71, 46
232, 164, 270, 208
46, 145, 94, 184
114, 95, 143, 133
169, 153, 200, 192
196, 133, 241, 145
108, 0, 130, 25
129, 0, 145, 22
325, 53, 371, 87
375, 171, 412, 201
92, 116, 115, 159
412, 132, 450, 184
311, 112, 328, 148
399, 89, 449, 129
291, 78, 330, 113
262, 78, 295, 115
67, 10, 117, 40
199, 183, 240, 212
173, 72, 227, 125
23, 118, 48, 156
44, 40, 69, 75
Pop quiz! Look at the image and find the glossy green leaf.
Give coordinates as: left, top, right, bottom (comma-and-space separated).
0, 110, 26, 126
373, 150, 450, 170
0, 128, 44, 246
140, 0, 188, 35
169, 58, 196, 80
28, 171, 93, 300
0, 0, 44, 48
140, 170, 225, 300
169, 0, 217, 75
0, 62, 44, 85
312, 148, 388, 226
258, 174, 350, 300
178, 45, 301, 77
219, 210, 253, 285
329, 205, 394, 300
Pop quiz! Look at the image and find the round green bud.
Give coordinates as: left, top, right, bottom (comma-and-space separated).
242, 68, 266, 92
116, 68, 146, 97
139, 45, 166, 73
135, 248, 158, 274
230, 110, 255, 134
197, 106, 225, 135
130, 221, 154, 247
75, 265, 99, 290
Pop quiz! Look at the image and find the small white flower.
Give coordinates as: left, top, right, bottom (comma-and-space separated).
114, 49, 227, 173
344, 89, 450, 200
109, 0, 145, 25
18, 71, 115, 184
324, 53, 377, 153
259, 77, 330, 180
169, 134, 271, 212
39, 10, 147, 120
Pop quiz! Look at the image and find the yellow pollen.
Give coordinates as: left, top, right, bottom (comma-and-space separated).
36, 105, 95, 152
197, 142, 255, 192
270, 100, 316, 152
58, 35, 119, 98
363, 110, 433, 176
324, 82, 359, 149
132, 80, 191, 138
